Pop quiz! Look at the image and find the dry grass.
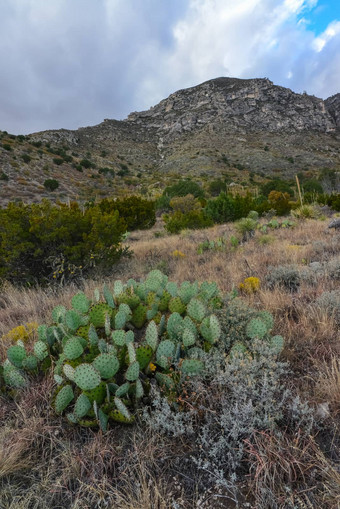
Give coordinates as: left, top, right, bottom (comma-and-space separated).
0, 216, 339, 507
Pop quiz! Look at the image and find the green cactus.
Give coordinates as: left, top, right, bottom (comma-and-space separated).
113, 280, 124, 296
7, 345, 26, 368
136, 345, 153, 370
22, 355, 38, 371
52, 305, 66, 323
110, 409, 135, 423
158, 291, 171, 311
246, 318, 268, 339
114, 397, 131, 420
89, 303, 112, 328
127, 342, 136, 363
55, 385, 74, 414
33, 341, 48, 361
135, 379, 144, 399
166, 281, 178, 297
63, 363, 76, 381
131, 304, 147, 328
112, 330, 126, 347
83, 382, 106, 404
156, 340, 175, 369
74, 364, 101, 391
65, 309, 82, 332
187, 299, 206, 322
103, 284, 115, 308
115, 382, 130, 397
71, 293, 90, 314
178, 281, 198, 304
125, 361, 140, 382
63, 337, 84, 360
180, 358, 204, 376
92, 353, 119, 379
256, 311, 274, 331
167, 312, 183, 340
74, 393, 92, 419
98, 408, 109, 431
155, 372, 176, 392
182, 328, 196, 347
169, 297, 186, 315
269, 335, 284, 354
115, 309, 128, 329
118, 290, 140, 309
3, 364, 26, 388
145, 321, 158, 351
229, 342, 249, 358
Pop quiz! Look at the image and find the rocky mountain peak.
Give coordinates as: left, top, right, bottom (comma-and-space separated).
126, 77, 337, 140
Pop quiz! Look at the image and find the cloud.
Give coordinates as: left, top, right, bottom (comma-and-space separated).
0, 0, 338, 134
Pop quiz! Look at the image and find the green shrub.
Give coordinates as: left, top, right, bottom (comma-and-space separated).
98, 196, 156, 230
205, 192, 257, 223
22, 154, 31, 163
2, 143, 12, 151
261, 179, 294, 198
80, 159, 95, 169
44, 179, 59, 191
157, 181, 205, 211
0, 200, 129, 284
0, 172, 9, 181
53, 157, 63, 166
164, 210, 213, 234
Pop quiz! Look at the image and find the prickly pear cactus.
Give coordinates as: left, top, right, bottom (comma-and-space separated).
1, 269, 285, 432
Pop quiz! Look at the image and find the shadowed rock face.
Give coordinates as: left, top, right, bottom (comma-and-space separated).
325, 93, 340, 128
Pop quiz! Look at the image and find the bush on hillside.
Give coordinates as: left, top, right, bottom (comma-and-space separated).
0, 200, 129, 285
97, 196, 156, 230
44, 179, 59, 191
163, 210, 213, 233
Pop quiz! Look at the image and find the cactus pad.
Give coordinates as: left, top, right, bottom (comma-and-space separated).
92, 353, 119, 379
136, 345, 153, 370
187, 299, 206, 322
22, 355, 38, 370
125, 361, 140, 381
89, 303, 112, 328
55, 385, 74, 414
63, 337, 84, 360
74, 364, 101, 390
169, 297, 186, 315
246, 318, 268, 339
131, 304, 147, 328
7, 345, 26, 368
33, 341, 48, 361
74, 393, 92, 418
145, 321, 158, 350
71, 293, 90, 314
180, 358, 204, 376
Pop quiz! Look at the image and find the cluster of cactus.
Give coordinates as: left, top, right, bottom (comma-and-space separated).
260, 219, 295, 232
196, 235, 239, 255
1, 270, 224, 431
217, 298, 284, 358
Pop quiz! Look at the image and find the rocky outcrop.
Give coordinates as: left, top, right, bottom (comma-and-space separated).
325, 93, 340, 128
126, 77, 338, 140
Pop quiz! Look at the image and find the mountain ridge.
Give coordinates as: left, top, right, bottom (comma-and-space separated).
0, 77, 339, 205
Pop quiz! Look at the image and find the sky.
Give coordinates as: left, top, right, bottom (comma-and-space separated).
0, 0, 339, 134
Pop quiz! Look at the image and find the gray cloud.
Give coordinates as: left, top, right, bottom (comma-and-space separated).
0, 0, 338, 134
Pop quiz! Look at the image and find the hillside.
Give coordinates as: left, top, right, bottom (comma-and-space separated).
0, 77, 340, 205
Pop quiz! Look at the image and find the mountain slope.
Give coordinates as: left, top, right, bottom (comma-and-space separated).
0, 77, 339, 204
